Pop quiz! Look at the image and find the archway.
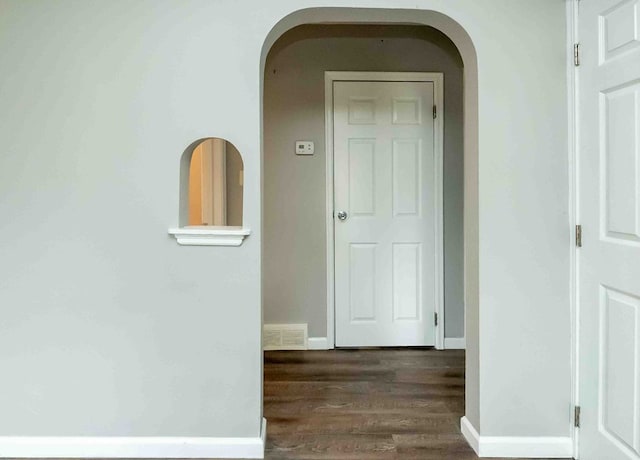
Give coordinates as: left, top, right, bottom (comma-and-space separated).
259, 6, 480, 443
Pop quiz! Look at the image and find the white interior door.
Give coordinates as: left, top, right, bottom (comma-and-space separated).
333, 79, 439, 347
579, 1, 640, 459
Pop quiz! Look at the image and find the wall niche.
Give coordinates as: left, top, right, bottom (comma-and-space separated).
169, 137, 250, 246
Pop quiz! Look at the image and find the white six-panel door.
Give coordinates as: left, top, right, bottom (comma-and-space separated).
333, 79, 440, 347
579, 1, 640, 459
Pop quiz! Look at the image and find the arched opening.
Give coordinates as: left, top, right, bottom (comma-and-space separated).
169, 137, 249, 247
260, 8, 479, 455
180, 137, 244, 228
186, 138, 244, 227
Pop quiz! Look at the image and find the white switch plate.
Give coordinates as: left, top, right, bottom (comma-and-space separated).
295, 141, 314, 155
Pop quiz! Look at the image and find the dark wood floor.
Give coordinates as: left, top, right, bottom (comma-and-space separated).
264, 348, 555, 460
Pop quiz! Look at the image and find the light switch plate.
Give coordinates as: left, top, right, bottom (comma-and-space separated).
295, 141, 314, 155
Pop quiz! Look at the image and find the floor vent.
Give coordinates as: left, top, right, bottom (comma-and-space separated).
263, 324, 308, 350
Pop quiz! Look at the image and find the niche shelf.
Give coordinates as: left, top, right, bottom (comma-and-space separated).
168, 226, 251, 246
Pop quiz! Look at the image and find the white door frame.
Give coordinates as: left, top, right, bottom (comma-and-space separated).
567, 0, 579, 457
324, 71, 445, 350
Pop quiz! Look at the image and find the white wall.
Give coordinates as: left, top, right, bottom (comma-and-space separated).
0, 0, 569, 445
263, 24, 465, 339
0, 0, 263, 438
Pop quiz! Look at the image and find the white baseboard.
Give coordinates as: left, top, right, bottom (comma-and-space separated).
444, 337, 466, 349
307, 337, 330, 350
0, 418, 266, 459
460, 416, 573, 458
461, 415, 481, 455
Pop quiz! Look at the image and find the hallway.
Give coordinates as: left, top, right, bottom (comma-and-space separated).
264, 349, 553, 460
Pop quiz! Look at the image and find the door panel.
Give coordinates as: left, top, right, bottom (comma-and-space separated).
392, 243, 422, 321
579, 1, 640, 459
392, 139, 422, 216
349, 244, 377, 322
602, 82, 640, 242
601, 287, 639, 450
348, 139, 376, 216
333, 80, 437, 347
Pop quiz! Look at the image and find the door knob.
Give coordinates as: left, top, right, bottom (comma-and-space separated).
337, 211, 348, 221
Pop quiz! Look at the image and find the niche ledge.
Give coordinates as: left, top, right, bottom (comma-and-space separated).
168, 226, 251, 246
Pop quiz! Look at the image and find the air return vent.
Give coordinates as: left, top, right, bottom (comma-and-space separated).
263, 324, 308, 350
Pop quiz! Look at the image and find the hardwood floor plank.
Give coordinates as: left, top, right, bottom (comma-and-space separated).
264, 396, 453, 416
267, 433, 397, 459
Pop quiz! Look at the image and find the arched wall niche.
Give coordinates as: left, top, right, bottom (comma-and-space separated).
259, 7, 480, 430
168, 137, 250, 247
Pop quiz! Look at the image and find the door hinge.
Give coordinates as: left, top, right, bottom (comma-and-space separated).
433, 105, 437, 119
576, 224, 582, 248
434, 312, 439, 326
574, 406, 581, 428
574, 43, 580, 66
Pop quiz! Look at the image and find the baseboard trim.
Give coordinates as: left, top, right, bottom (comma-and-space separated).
0, 418, 267, 459
444, 337, 466, 349
460, 416, 481, 455
460, 416, 573, 458
307, 337, 330, 350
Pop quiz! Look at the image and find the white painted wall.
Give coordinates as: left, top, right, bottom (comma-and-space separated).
263, 24, 465, 340
0, 0, 569, 445
0, 0, 263, 438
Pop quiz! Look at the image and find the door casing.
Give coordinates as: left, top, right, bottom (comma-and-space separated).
324, 71, 445, 350
568, 0, 580, 457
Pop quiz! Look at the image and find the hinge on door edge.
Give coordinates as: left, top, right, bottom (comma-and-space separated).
576, 224, 582, 248
574, 406, 581, 428
433, 105, 437, 119
574, 43, 580, 66
434, 312, 438, 326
